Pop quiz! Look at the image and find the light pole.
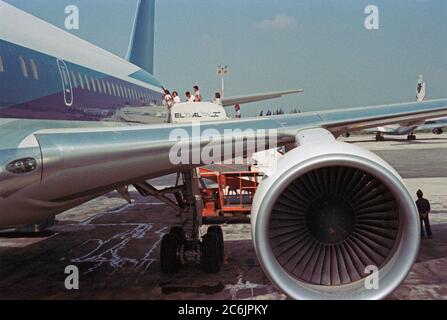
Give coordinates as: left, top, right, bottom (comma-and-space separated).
217, 65, 229, 98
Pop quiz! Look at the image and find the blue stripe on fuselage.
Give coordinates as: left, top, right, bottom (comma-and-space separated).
0, 39, 163, 121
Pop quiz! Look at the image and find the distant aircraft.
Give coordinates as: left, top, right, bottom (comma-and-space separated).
371, 75, 446, 141
1, 0, 447, 300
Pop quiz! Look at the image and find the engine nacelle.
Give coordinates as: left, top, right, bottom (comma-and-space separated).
432, 128, 443, 135
251, 138, 420, 300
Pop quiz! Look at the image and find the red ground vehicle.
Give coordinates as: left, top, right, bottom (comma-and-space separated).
199, 165, 262, 223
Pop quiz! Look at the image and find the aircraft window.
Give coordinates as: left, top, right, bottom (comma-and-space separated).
111, 83, 117, 96
133, 89, 137, 100
127, 87, 131, 99
78, 72, 84, 89
120, 85, 124, 98
30, 59, 39, 80
106, 81, 112, 96
123, 86, 128, 99
109, 81, 114, 96
19, 55, 29, 78
84, 75, 91, 91
90, 77, 97, 92
101, 79, 108, 95
96, 79, 102, 93
71, 71, 78, 88
0, 56, 4, 72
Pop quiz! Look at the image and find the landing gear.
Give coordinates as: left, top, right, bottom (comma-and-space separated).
375, 133, 385, 141
201, 232, 221, 273
158, 170, 224, 274
407, 134, 417, 141
207, 225, 224, 262
160, 233, 180, 274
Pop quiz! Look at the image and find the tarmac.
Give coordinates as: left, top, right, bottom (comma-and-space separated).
0, 132, 446, 300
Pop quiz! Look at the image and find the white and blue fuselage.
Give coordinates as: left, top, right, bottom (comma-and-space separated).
0, 1, 164, 121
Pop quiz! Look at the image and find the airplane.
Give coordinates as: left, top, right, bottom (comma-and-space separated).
371, 75, 446, 141
1, 0, 447, 300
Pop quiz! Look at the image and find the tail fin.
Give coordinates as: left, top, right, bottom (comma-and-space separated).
126, 0, 155, 74
416, 74, 426, 102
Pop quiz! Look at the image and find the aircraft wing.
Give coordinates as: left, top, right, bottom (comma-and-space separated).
221, 89, 304, 107
424, 118, 447, 127
2, 98, 447, 227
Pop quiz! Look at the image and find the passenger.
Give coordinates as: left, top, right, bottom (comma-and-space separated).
193, 85, 202, 102
185, 91, 195, 102
259, 110, 264, 117
163, 89, 173, 107
235, 104, 241, 119
213, 92, 222, 105
172, 91, 181, 104
416, 190, 433, 239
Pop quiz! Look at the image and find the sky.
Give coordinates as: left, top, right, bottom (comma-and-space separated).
6, 0, 447, 116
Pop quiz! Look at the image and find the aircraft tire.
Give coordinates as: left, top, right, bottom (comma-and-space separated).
170, 226, 187, 245
201, 233, 221, 273
160, 233, 180, 274
207, 226, 224, 262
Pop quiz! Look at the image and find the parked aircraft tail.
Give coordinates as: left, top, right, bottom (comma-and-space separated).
416, 74, 426, 102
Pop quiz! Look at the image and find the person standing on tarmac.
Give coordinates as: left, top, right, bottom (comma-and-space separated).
416, 189, 433, 239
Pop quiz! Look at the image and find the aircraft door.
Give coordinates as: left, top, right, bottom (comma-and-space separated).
57, 59, 73, 107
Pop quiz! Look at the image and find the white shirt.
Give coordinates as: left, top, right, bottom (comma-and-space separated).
194, 90, 202, 102
164, 94, 173, 108
188, 95, 195, 102
174, 96, 181, 104
235, 110, 241, 118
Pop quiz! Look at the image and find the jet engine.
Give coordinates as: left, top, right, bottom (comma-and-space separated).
432, 128, 443, 135
251, 129, 420, 300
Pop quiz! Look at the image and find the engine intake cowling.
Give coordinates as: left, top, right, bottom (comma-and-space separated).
251, 140, 420, 300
